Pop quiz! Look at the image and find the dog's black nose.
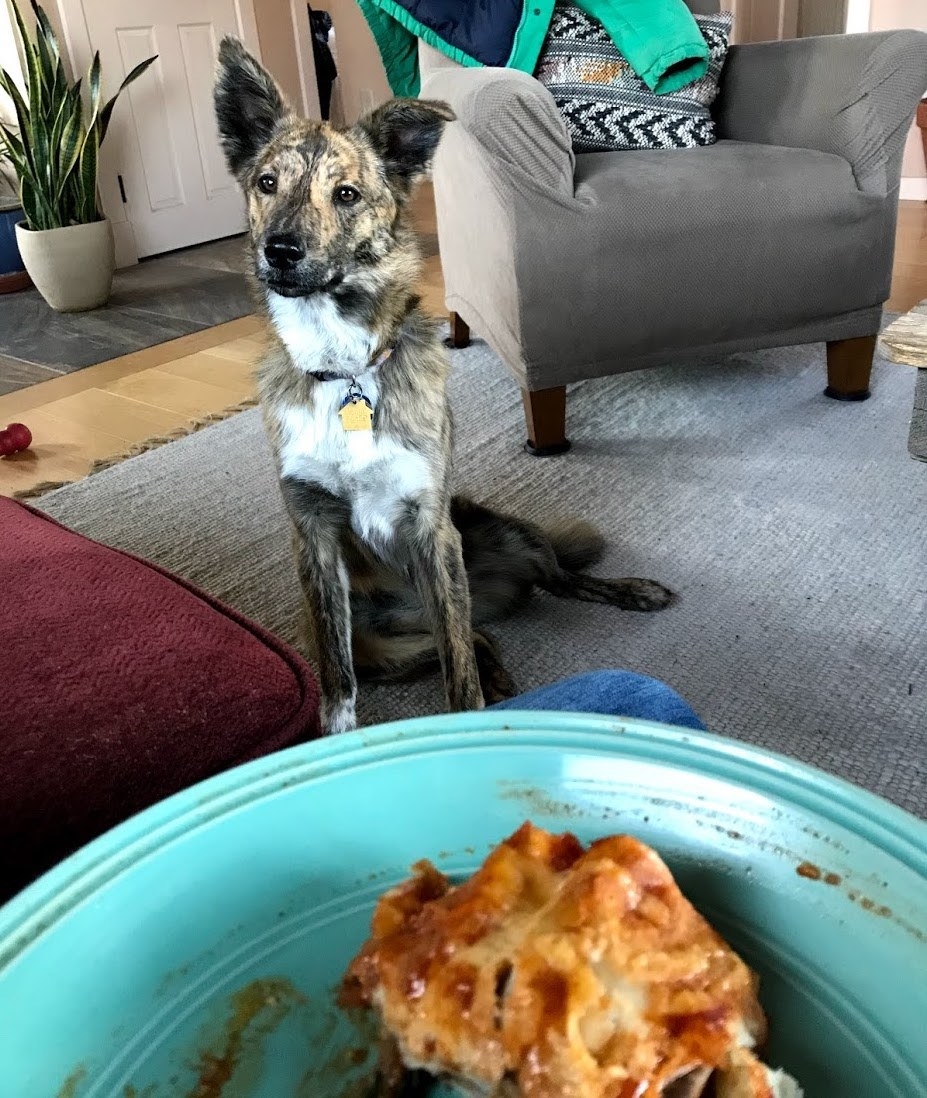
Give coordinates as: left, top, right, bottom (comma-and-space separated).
264, 235, 305, 270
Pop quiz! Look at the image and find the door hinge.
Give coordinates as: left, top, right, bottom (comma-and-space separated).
117, 174, 127, 204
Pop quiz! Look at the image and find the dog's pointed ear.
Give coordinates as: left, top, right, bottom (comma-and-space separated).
357, 98, 455, 185
214, 37, 289, 178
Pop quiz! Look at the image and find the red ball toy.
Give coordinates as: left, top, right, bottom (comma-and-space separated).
6, 422, 32, 450
0, 422, 33, 457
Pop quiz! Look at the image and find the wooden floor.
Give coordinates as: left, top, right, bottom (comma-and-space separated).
1, 195, 925, 498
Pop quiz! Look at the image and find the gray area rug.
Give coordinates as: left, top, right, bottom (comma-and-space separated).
36, 337, 927, 816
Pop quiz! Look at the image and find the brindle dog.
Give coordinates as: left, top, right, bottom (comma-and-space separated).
214, 39, 674, 734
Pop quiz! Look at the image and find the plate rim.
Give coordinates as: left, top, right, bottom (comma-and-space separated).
2, 712, 925, 971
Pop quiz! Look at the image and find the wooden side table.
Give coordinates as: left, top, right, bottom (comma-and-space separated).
880, 300, 927, 462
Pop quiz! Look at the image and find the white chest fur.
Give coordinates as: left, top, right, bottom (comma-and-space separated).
276, 372, 432, 548
270, 293, 433, 547
268, 294, 375, 376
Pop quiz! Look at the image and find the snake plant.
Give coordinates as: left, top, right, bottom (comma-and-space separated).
0, 0, 156, 230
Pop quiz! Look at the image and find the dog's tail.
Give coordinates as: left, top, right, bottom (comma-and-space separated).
544, 517, 607, 572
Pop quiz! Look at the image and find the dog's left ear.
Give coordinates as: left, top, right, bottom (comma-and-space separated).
214, 37, 289, 178
358, 99, 456, 185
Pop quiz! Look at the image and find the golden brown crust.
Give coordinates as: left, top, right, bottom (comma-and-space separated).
341, 823, 770, 1098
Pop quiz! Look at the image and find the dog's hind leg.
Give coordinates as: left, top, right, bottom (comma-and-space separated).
352, 571, 514, 702
541, 571, 675, 612
354, 626, 517, 703
453, 497, 674, 616
533, 532, 675, 611
353, 630, 441, 681
472, 630, 519, 704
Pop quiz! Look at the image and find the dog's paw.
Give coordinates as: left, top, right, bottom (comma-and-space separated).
473, 633, 519, 704
482, 665, 520, 705
323, 697, 357, 736
623, 579, 676, 612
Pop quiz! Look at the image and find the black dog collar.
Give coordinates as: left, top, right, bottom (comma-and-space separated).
310, 346, 394, 384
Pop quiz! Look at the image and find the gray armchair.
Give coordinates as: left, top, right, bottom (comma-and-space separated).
420, 4, 927, 455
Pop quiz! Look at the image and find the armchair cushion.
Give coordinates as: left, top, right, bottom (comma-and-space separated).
515, 141, 885, 388
536, 6, 733, 152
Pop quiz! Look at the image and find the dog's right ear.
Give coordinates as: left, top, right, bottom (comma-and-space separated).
357, 99, 455, 187
214, 38, 288, 177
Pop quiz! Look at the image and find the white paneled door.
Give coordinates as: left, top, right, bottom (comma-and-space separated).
58, 0, 260, 258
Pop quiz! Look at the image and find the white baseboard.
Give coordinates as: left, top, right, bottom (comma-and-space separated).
900, 177, 927, 201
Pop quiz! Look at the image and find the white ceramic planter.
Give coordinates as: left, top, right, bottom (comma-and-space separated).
15, 218, 115, 312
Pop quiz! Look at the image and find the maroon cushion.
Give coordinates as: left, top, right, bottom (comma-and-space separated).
1, 498, 320, 900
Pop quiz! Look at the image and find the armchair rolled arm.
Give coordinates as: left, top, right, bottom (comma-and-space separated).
715, 30, 927, 195
421, 64, 575, 199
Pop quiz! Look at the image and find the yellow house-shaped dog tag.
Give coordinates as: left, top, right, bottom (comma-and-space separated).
339, 397, 374, 432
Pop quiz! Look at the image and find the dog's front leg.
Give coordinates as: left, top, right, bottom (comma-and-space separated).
281, 477, 356, 735
407, 512, 484, 713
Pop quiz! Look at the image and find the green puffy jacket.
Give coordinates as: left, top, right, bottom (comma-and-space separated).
358, 0, 709, 99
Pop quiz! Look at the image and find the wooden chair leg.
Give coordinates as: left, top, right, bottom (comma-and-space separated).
522, 386, 570, 456
825, 335, 877, 401
445, 311, 470, 349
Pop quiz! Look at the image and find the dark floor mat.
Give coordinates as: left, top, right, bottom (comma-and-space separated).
0, 238, 253, 394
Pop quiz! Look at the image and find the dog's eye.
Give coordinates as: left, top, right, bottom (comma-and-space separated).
258, 173, 277, 195
335, 185, 361, 206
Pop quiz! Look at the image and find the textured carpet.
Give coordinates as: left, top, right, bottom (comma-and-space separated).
36, 336, 927, 816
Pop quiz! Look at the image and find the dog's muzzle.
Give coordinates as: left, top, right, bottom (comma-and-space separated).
262, 264, 342, 298
259, 233, 341, 297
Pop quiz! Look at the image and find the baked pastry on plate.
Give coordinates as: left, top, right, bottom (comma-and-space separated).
341, 822, 803, 1098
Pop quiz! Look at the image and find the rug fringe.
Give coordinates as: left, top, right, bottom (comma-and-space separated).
13, 397, 259, 501
14, 478, 78, 499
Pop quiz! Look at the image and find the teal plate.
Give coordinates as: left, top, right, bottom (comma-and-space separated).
1, 713, 925, 1098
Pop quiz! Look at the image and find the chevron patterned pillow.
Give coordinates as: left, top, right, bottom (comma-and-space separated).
535, 6, 734, 152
